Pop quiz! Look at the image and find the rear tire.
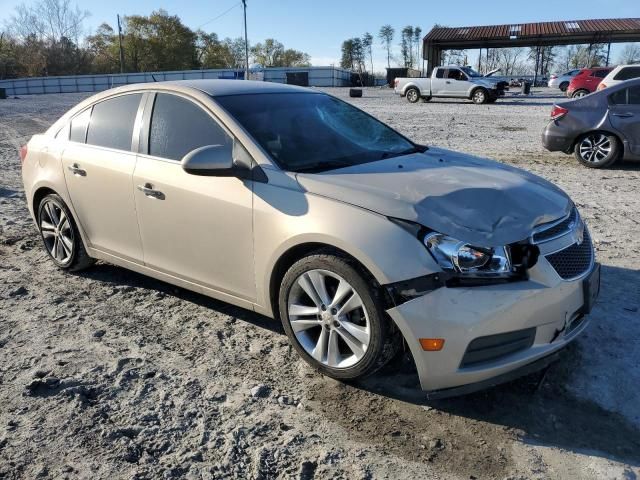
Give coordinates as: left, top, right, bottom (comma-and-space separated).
278, 251, 400, 381
471, 88, 489, 104
37, 194, 94, 271
405, 87, 420, 103
572, 89, 589, 99
559, 81, 569, 92
574, 132, 620, 168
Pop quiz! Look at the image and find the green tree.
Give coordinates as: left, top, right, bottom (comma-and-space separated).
378, 25, 394, 68
251, 38, 310, 67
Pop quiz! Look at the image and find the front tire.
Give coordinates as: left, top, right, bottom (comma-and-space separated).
471, 88, 489, 104
574, 132, 620, 168
37, 194, 94, 271
405, 87, 420, 103
279, 252, 399, 381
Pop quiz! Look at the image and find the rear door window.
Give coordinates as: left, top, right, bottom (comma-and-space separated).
614, 67, 640, 81
86, 94, 143, 151
592, 70, 609, 78
629, 86, 640, 105
70, 108, 91, 143
435, 68, 445, 78
148, 93, 232, 161
609, 89, 628, 105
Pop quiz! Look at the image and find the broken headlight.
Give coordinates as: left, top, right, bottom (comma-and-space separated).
423, 232, 513, 278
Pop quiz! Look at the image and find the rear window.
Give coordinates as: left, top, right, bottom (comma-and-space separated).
614, 66, 640, 81
592, 70, 610, 78
86, 94, 142, 151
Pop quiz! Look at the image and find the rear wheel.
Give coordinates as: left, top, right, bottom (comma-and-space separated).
559, 81, 569, 92
405, 87, 420, 103
572, 89, 589, 98
471, 88, 489, 104
279, 252, 400, 381
574, 132, 620, 168
37, 194, 94, 271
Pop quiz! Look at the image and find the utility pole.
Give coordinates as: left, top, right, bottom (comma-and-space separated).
117, 14, 125, 74
242, 0, 249, 80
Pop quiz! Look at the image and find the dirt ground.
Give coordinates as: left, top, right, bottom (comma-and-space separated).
1, 87, 639, 480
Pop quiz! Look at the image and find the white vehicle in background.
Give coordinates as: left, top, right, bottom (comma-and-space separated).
597, 64, 640, 91
394, 66, 503, 104
548, 69, 581, 92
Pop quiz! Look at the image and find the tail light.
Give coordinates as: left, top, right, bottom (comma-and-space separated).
550, 74, 558, 79
597, 83, 607, 91
394, 78, 399, 87
19, 145, 28, 165
550, 105, 568, 121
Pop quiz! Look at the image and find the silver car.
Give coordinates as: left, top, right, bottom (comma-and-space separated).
548, 69, 581, 92
542, 78, 640, 168
21, 80, 599, 397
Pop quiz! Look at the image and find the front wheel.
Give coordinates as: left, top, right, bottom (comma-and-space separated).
279, 252, 399, 381
405, 87, 420, 103
37, 194, 94, 271
471, 88, 488, 104
574, 132, 620, 168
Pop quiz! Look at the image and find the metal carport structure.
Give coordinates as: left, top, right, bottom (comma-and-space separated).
422, 18, 640, 78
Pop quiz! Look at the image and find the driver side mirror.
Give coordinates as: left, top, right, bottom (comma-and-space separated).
181, 144, 249, 178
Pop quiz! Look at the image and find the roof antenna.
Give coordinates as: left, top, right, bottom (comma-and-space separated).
151, 74, 158, 82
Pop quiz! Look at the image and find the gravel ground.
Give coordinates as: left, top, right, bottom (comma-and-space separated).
1, 87, 639, 479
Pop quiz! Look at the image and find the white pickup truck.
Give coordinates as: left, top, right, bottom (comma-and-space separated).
394, 65, 504, 104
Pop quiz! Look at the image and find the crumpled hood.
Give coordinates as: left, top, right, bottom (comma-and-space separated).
295, 147, 572, 247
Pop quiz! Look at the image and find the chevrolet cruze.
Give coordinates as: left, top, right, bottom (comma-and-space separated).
21, 80, 600, 397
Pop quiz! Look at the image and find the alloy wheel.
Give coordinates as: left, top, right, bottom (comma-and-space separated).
287, 269, 370, 369
40, 199, 74, 264
578, 134, 612, 164
406, 89, 418, 102
473, 90, 486, 103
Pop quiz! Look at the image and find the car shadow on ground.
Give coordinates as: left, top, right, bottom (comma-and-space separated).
76, 263, 284, 335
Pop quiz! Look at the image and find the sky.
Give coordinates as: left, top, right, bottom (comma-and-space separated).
1, 0, 638, 72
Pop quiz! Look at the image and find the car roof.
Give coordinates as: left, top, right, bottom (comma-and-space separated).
140, 79, 314, 97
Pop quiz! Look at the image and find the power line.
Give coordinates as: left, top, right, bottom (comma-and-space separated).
197, 2, 242, 30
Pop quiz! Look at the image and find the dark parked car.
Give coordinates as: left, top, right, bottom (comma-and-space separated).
542, 78, 640, 168
566, 67, 613, 98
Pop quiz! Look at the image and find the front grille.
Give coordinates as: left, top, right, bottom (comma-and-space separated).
545, 229, 593, 280
532, 208, 577, 243
460, 327, 536, 368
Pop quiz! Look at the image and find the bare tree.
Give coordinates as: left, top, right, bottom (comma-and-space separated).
618, 43, 640, 64
10, 0, 90, 44
378, 25, 394, 68
362, 32, 373, 74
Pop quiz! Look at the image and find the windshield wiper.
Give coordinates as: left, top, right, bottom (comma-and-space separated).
294, 160, 353, 173
379, 144, 428, 160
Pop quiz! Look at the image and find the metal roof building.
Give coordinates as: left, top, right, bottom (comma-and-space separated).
422, 18, 640, 72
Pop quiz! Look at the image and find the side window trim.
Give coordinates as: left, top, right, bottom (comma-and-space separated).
142, 91, 235, 162
69, 105, 93, 144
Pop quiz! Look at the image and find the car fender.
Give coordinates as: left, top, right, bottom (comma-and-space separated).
252, 183, 440, 317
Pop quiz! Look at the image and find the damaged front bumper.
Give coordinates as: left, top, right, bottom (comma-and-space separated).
385, 259, 598, 396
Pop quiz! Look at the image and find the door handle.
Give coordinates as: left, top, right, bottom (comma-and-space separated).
445, 81, 451, 84
612, 112, 634, 118
137, 183, 165, 200
67, 163, 86, 176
